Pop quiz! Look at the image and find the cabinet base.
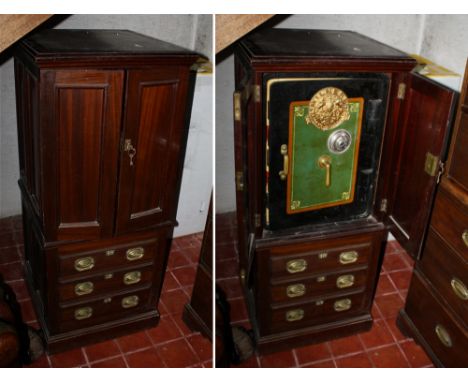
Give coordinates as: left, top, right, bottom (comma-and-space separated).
255, 313, 373, 355
24, 260, 160, 354
183, 303, 212, 340
396, 309, 442, 368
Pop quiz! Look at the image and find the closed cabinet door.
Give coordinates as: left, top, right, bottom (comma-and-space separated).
41, 70, 124, 241
115, 67, 192, 234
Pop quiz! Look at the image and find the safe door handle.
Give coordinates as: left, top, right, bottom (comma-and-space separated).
318, 155, 331, 188
279, 144, 289, 181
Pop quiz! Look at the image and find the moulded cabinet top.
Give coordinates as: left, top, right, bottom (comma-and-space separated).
240, 29, 416, 67
18, 29, 200, 68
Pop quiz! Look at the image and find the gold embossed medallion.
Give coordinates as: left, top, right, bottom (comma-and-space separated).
306, 87, 350, 130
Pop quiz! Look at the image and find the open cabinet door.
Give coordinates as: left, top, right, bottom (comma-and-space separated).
385, 73, 458, 259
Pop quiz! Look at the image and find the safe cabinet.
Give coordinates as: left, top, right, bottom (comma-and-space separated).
233, 29, 458, 353
14, 29, 199, 352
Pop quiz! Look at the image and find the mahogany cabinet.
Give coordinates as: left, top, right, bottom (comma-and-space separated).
14, 29, 199, 353
232, 29, 458, 353
398, 60, 468, 367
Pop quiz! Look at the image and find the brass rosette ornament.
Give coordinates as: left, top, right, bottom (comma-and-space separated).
306, 87, 350, 130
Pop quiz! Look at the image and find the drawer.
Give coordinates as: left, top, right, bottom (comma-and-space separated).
58, 239, 158, 277
57, 265, 154, 302
261, 290, 367, 334
266, 231, 382, 280
431, 187, 468, 260
57, 288, 152, 332
419, 229, 468, 322
405, 271, 468, 367
269, 267, 368, 304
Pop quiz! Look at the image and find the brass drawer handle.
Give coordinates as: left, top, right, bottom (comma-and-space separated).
124, 271, 142, 285
286, 309, 304, 322
334, 298, 352, 312
126, 247, 144, 261
286, 259, 307, 274
74, 256, 95, 272
286, 283, 306, 298
121, 295, 139, 308
339, 251, 358, 265
74, 306, 93, 320
450, 278, 468, 300
74, 281, 94, 296
435, 324, 452, 347
336, 274, 355, 289
462, 230, 468, 248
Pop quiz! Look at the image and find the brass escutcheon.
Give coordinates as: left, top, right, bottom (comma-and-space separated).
316, 276, 326, 282
126, 247, 144, 261
74, 281, 94, 296
450, 277, 468, 300
106, 250, 115, 256
124, 271, 142, 285
286, 259, 307, 274
121, 295, 139, 309
336, 274, 355, 289
286, 309, 304, 322
74, 306, 92, 320
435, 324, 452, 347
286, 283, 306, 298
339, 251, 358, 265
334, 298, 352, 312
74, 256, 95, 272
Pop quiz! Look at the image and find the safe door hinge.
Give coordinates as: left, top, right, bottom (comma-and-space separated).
235, 171, 244, 191
233, 91, 241, 122
252, 84, 261, 103
397, 83, 406, 100
380, 198, 388, 213
254, 213, 262, 228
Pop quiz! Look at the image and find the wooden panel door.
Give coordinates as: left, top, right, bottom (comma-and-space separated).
386, 73, 457, 258
41, 70, 124, 241
115, 67, 192, 234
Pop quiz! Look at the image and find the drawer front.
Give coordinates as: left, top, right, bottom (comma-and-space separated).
269, 267, 368, 304
419, 229, 468, 322
431, 188, 468, 260
58, 239, 157, 277
405, 271, 468, 367
263, 291, 367, 334
267, 234, 376, 280
57, 265, 154, 302
57, 288, 152, 332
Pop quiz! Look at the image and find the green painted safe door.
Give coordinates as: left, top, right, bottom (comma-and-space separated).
285, 97, 363, 214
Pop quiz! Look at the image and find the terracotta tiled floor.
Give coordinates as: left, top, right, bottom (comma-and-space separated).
216, 212, 434, 368
0, 216, 212, 368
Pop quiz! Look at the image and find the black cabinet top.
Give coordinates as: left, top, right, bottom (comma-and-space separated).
240, 29, 413, 61
21, 29, 197, 57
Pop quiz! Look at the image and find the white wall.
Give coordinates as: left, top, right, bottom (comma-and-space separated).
0, 14, 213, 237
215, 14, 468, 213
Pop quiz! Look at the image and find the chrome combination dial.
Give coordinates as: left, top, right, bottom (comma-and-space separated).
327, 129, 352, 154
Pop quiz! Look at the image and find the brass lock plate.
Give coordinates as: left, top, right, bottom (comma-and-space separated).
286, 95, 364, 214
